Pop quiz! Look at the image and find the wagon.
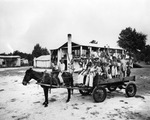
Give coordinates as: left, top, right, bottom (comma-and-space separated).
39, 73, 137, 103
78, 75, 137, 102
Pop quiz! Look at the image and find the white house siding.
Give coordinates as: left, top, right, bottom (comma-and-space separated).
16, 58, 21, 66
36, 60, 50, 68
0, 56, 21, 67
0, 59, 4, 66
34, 55, 51, 68
21, 59, 29, 65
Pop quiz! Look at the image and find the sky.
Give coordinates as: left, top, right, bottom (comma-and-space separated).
0, 0, 150, 54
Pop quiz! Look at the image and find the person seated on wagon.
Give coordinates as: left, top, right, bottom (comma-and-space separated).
67, 59, 75, 74
104, 58, 112, 79
84, 59, 97, 87
51, 60, 60, 86
126, 58, 133, 76
99, 48, 111, 79
111, 56, 118, 78
78, 58, 93, 86
95, 60, 111, 80
116, 58, 121, 77
58, 59, 66, 85
120, 55, 127, 77
77, 58, 88, 85
95, 61, 103, 75
107, 67, 112, 79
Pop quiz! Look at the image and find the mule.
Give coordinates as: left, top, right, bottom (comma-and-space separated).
22, 68, 73, 107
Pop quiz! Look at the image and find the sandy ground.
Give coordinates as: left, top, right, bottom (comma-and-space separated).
0, 67, 150, 120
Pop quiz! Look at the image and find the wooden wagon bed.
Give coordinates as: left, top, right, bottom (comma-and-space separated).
38, 75, 137, 103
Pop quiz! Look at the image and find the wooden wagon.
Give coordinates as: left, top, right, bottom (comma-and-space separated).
39, 74, 137, 103
79, 75, 136, 102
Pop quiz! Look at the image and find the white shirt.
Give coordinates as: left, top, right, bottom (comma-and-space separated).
121, 59, 127, 71
58, 63, 65, 72
52, 63, 58, 70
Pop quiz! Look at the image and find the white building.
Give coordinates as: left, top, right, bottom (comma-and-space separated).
0, 55, 21, 67
33, 55, 51, 68
50, 34, 124, 70
33, 34, 124, 69
21, 58, 29, 66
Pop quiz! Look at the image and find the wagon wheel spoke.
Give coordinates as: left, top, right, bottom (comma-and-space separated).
125, 83, 137, 97
92, 87, 107, 102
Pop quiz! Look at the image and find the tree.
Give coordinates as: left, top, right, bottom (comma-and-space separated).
32, 44, 49, 58
41, 48, 49, 55
32, 44, 42, 58
13, 50, 33, 65
90, 40, 98, 44
117, 27, 147, 59
144, 45, 150, 64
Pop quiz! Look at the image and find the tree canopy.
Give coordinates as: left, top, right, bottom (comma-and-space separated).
143, 45, 150, 64
0, 43, 50, 65
90, 40, 98, 44
32, 44, 49, 58
13, 50, 33, 65
117, 27, 147, 58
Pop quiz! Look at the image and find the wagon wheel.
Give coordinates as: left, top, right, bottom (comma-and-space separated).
79, 89, 92, 95
125, 83, 137, 97
107, 85, 117, 92
92, 87, 107, 102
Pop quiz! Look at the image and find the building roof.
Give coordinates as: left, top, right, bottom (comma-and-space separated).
50, 41, 123, 50
34, 55, 50, 61
0, 55, 20, 59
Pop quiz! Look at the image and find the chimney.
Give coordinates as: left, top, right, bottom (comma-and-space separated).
67, 34, 72, 70
67, 34, 72, 56
68, 34, 72, 41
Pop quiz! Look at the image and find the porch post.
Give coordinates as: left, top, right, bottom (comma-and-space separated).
80, 46, 82, 57
67, 34, 72, 71
49, 50, 51, 68
57, 48, 62, 65
89, 47, 92, 57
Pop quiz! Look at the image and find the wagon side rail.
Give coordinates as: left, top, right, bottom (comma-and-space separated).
97, 76, 136, 86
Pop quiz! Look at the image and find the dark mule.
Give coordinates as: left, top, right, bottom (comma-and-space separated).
22, 68, 73, 107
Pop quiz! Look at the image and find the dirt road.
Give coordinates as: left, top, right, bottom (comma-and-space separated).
0, 67, 150, 120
